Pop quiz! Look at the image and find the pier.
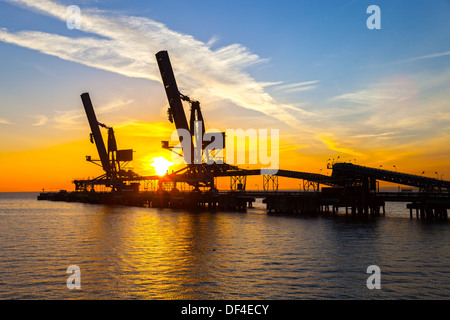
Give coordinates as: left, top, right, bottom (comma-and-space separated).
38, 189, 255, 212
38, 187, 450, 220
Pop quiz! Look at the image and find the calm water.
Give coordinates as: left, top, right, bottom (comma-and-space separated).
0, 192, 449, 300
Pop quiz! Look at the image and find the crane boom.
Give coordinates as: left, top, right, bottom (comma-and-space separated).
156, 50, 193, 164
80, 92, 111, 174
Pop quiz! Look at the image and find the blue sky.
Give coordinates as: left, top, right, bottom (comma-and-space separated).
1, 0, 450, 179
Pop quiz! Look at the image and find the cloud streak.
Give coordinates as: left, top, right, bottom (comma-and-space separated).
386, 51, 450, 66
50, 98, 134, 129
275, 80, 319, 90
272, 80, 319, 93
0, 0, 315, 130
0, 118, 13, 125
32, 115, 48, 126
317, 133, 363, 157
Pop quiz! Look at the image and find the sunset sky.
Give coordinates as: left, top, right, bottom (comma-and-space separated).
1, 0, 450, 191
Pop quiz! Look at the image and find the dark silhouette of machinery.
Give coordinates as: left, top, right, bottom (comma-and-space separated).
39, 50, 450, 220
74, 93, 140, 192
155, 50, 239, 191
72, 51, 450, 197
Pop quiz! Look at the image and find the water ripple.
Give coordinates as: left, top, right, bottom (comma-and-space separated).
0, 193, 449, 299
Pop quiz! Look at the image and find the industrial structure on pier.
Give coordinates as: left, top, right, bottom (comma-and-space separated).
38, 51, 450, 220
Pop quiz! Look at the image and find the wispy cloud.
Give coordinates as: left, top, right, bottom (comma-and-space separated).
51, 98, 134, 129
32, 115, 48, 126
386, 50, 450, 66
0, 0, 316, 130
258, 81, 284, 88
52, 108, 84, 128
0, 117, 13, 125
331, 75, 420, 128
317, 133, 363, 157
331, 82, 416, 106
325, 70, 450, 155
273, 80, 319, 93
284, 86, 318, 93
275, 81, 319, 90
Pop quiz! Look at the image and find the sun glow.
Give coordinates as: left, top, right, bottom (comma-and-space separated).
150, 156, 174, 176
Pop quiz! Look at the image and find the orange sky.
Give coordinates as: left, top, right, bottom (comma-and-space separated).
2, 119, 449, 192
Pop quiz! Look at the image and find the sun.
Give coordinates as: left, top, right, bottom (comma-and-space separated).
149, 156, 174, 176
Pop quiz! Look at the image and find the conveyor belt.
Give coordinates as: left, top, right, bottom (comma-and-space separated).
332, 163, 450, 190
